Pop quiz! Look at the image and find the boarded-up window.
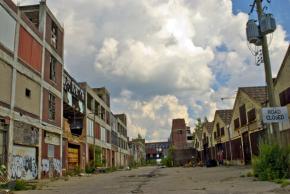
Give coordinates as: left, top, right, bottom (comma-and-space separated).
216, 123, 220, 137
0, 5, 16, 51
247, 108, 256, 123
279, 87, 290, 106
220, 127, 225, 136
234, 118, 240, 129
48, 144, 55, 158
239, 105, 247, 126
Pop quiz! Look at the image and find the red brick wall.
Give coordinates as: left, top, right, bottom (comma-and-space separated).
44, 49, 62, 91
42, 88, 61, 127
3, 0, 17, 13
171, 119, 187, 149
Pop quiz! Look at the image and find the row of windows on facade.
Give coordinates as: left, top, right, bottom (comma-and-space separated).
233, 87, 290, 130
86, 119, 128, 149
87, 94, 110, 125
117, 122, 127, 137
195, 88, 290, 143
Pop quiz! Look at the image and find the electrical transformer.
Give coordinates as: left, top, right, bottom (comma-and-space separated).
260, 14, 276, 35
246, 20, 261, 44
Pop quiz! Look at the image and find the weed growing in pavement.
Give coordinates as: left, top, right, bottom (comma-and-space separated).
246, 171, 253, 177
252, 143, 290, 181
0, 180, 37, 191
273, 179, 290, 187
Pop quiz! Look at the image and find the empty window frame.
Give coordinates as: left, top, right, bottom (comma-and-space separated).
49, 55, 56, 81
25, 88, 31, 98
48, 93, 56, 120
51, 22, 58, 48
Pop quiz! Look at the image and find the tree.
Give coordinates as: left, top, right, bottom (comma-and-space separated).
137, 133, 142, 139
194, 118, 203, 133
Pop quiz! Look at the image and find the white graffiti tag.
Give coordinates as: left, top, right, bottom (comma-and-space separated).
53, 158, 61, 175
41, 158, 61, 176
41, 159, 49, 173
11, 155, 37, 180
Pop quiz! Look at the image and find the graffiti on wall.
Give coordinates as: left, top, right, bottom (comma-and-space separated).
11, 146, 37, 180
41, 158, 61, 176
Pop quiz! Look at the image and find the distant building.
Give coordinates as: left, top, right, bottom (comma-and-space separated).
129, 137, 146, 165
145, 141, 169, 161
80, 82, 130, 169
170, 119, 195, 166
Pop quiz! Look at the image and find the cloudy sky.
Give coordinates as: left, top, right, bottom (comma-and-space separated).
17, 0, 290, 142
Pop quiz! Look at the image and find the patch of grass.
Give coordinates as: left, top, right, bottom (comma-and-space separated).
273, 179, 290, 188
280, 179, 290, 188
10, 180, 36, 191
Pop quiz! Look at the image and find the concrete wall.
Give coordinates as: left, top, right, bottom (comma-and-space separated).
15, 71, 41, 117
0, 60, 12, 105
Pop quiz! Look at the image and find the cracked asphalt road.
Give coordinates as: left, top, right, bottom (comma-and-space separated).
16, 166, 290, 194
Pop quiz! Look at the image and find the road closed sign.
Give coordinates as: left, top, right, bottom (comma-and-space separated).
262, 107, 289, 123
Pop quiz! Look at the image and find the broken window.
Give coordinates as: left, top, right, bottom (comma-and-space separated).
247, 108, 256, 123
239, 104, 247, 126
49, 55, 56, 81
48, 93, 56, 121
51, 22, 58, 48
234, 118, 240, 129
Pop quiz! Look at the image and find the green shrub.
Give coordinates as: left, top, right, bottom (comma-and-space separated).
85, 165, 96, 174
146, 159, 157, 166
161, 146, 174, 167
252, 143, 290, 181
246, 171, 253, 177
13, 180, 37, 191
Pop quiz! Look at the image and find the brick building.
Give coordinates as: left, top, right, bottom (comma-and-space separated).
170, 118, 195, 166
0, 0, 63, 179
145, 141, 169, 161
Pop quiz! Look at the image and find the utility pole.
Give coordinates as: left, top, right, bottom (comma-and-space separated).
255, 0, 280, 140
